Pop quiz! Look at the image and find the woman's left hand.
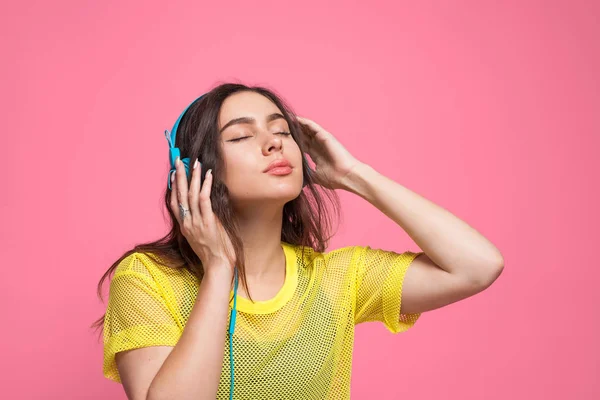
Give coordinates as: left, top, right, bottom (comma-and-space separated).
295, 116, 362, 190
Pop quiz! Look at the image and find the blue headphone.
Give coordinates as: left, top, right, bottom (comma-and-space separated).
164, 94, 204, 190
165, 93, 240, 400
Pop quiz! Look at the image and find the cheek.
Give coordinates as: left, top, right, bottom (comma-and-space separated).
221, 150, 256, 185
290, 142, 304, 168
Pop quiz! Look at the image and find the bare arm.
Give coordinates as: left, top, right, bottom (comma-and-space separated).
293, 117, 503, 315
343, 163, 504, 315
116, 267, 233, 400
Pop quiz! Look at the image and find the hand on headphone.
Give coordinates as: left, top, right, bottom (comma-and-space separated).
169, 156, 236, 277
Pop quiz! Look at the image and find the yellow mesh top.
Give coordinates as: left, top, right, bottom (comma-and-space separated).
102, 241, 423, 399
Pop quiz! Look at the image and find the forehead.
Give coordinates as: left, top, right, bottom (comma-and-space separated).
218, 91, 283, 128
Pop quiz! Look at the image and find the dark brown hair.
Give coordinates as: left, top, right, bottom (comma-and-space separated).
91, 82, 341, 337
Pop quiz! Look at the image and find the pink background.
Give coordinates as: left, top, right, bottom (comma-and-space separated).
1, 0, 598, 399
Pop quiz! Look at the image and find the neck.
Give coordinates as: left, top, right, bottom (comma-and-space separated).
234, 203, 286, 280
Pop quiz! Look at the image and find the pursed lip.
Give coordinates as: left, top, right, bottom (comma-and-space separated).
263, 158, 292, 173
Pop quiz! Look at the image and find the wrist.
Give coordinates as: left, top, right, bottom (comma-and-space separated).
204, 264, 234, 283
340, 162, 374, 197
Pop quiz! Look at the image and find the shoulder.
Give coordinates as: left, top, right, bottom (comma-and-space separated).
113, 251, 194, 282
114, 252, 159, 276
324, 245, 362, 258
109, 251, 198, 306
322, 245, 364, 266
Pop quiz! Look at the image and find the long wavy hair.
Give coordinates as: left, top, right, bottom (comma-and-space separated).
91, 82, 341, 337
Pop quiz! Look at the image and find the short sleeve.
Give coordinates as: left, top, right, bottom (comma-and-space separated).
103, 253, 182, 383
353, 245, 424, 334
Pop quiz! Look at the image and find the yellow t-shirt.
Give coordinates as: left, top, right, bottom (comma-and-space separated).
103, 241, 423, 399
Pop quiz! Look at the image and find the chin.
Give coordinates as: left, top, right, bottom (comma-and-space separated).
261, 184, 302, 202
231, 182, 303, 206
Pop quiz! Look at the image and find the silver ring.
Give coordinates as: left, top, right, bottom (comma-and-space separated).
179, 203, 190, 220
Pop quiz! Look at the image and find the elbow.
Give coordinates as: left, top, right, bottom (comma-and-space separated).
472, 261, 504, 290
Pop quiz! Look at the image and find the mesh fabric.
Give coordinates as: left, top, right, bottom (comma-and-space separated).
102, 241, 423, 399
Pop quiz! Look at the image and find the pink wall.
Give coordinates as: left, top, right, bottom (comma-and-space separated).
1, 0, 598, 399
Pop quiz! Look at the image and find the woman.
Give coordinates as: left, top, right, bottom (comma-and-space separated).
92, 83, 504, 400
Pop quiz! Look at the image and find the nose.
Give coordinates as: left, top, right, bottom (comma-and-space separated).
262, 133, 283, 155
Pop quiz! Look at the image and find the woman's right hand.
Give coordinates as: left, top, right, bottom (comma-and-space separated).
169, 157, 236, 277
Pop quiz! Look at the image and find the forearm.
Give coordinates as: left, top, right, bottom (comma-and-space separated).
147, 267, 233, 400
341, 163, 504, 280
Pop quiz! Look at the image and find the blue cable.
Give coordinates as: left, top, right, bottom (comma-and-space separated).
165, 92, 239, 399
229, 268, 239, 400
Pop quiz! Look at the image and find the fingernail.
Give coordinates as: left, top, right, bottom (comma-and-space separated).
193, 158, 199, 169
170, 172, 175, 182
207, 169, 212, 176
176, 156, 180, 167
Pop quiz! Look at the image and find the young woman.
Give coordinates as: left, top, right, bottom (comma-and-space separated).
92, 83, 504, 400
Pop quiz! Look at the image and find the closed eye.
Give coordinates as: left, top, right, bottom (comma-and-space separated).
228, 136, 249, 142
228, 132, 291, 142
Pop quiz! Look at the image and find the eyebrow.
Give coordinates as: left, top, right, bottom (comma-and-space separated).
219, 113, 286, 134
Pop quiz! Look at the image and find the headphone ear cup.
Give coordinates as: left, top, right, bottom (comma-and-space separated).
169, 147, 181, 170
182, 158, 191, 183
166, 93, 207, 190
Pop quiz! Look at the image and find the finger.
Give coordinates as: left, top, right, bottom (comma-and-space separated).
299, 135, 315, 157
300, 118, 330, 142
296, 116, 318, 132
299, 130, 323, 157
296, 124, 314, 147
298, 121, 318, 138
175, 157, 191, 223
188, 158, 201, 223
198, 169, 214, 219
301, 117, 321, 131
